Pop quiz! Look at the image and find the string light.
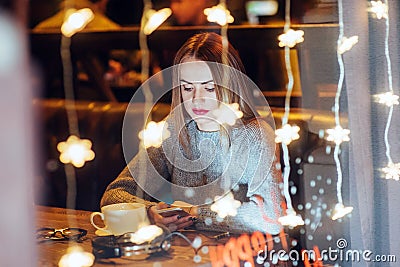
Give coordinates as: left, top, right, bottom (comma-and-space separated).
278, 208, 305, 227
275, 0, 304, 227
373, 91, 399, 107
138, 121, 170, 148
369, 0, 400, 181
368, 1, 388, 19
58, 246, 94, 267
61, 8, 94, 37
331, 203, 353, 221
143, 8, 172, 35
381, 163, 400, 181
204, 4, 234, 26
278, 29, 305, 48
212, 102, 243, 126
275, 124, 300, 145
329, 0, 354, 220
129, 225, 163, 244
57, 135, 95, 168
337, 36, 359, 54
326, 125, 350, 145
210, 192, 241, 218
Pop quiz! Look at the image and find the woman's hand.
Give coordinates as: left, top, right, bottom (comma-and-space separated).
147, 202, 195, 231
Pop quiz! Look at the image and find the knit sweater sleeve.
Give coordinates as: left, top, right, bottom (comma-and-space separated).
194, 120, 284, 234
100, 145, 170, 209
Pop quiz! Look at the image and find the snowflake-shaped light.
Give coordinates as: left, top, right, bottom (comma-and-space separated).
278, 208, 304, 227
138, 121, 170, 148
374, 92, 400, 107
275, 124, 300, 145
61, 8, 94, 37
278, 29, 304, 48
130, 225, 163, 244
58, 246, 94, 267
368, 1, 388, 19
57, 135, 95, 168
331, 203, 353, 220
326, 126, 350, 145
338, 36, 359, 54
381, 162, 400, 181
210, 192, 241, 218
204, 4, 234, 26
212, 102, 243, 126
143, 8, 172, 35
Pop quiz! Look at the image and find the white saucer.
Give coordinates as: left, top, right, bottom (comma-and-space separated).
95, 229, 113, 236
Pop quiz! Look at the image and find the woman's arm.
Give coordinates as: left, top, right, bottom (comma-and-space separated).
193, 120, 284, 234
100, 146, 169, 208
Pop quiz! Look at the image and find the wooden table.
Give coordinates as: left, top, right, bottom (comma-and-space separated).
35, 206, 228, 266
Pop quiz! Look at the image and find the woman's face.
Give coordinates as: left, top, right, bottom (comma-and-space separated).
180, 59, 220, 131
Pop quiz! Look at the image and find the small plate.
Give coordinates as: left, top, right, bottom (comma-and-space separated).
95, 229, 113, 236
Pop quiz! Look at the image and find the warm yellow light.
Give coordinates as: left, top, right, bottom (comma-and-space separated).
326, 126, 350, 145
57, 135, 95, 168
129, 225, 163, 244
210, 192, 241, 218
143, 8, 172, 35
58, 246, 94, 267
368, 1, 388, 19
61, 8, 94, 37
278, 29, 304, 48
338, 36, 359, 54
382, 162, 400, 181
275, 124, 300, 145
138, 121, 170, 148
212, 102, 243, 126
331, 203, 353, 220
374, 92, 400, 107
204, 4, 234, 26
278, 208, 304, 227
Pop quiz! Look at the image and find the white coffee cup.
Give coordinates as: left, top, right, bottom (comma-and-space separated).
90, 203, 150, 236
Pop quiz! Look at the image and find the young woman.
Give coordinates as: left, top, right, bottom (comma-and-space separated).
101, 32, 283, 234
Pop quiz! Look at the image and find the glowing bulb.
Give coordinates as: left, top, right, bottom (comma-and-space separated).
278, 208, 304, 227
338, 36, 359, 54
212, 102, 243, 126
210, 192, 241, 218
61, 8, 94, 37
58, 246, 94, 267
331, 203, 353, 220
326, 126, 350, 145
57, 135, 95, 168
143, 8, 172, 35
278, 29, 304, 48
138, 121, 170, 148
204, 4, 234, 26
275, 124, 300, 145
368, 1, 388, 19
381, 162, 400, 181
129, 225, 163, 244
374, 92, 400, 107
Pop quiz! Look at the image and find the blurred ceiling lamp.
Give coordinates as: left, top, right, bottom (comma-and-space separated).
61, 8, 94, 37
246, 0, 279, 24
204, 4, 234, 26
143, 8, 172, 35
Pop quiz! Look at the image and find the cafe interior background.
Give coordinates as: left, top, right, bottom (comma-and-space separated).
1, 0, 399, 266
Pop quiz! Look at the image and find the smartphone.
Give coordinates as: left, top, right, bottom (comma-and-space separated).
156, 207, 189, 217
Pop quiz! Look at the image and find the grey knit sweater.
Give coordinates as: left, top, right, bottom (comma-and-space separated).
101, 117, 283, 234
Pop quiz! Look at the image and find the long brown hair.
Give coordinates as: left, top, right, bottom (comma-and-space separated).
170, 32, 259, 150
